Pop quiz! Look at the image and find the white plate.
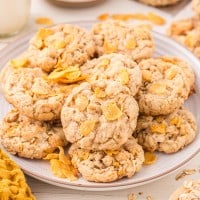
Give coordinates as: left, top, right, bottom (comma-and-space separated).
0, 21, 200, 191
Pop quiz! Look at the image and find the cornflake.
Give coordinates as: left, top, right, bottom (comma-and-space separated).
35, 17, 54, 25
128, 193, 137, 200
150, 123, 166, 134
94, 87, 107, 98
175, 169, 196, 181
119, 69, 130, 85
101, 102, 123, 121
10, 58, 29, 68
147, 12, 166, 25
144, 152, 157, 165
44, 146, 78, 181
79, 120, 96, 136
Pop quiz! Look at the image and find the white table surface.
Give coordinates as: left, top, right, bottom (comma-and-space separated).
0, 0, 200, 199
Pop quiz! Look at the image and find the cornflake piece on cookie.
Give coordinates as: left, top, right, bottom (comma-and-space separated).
69, 137, 144, 183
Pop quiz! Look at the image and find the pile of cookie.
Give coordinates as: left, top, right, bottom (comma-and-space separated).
0, 20, 197, 183
168, 0, 200, 58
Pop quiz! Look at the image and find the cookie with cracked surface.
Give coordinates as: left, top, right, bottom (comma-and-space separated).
68, 137, 144, 183
1, 66, 75, 121
27, 24, 95, 73
92, 20, 154, 61
61, 82, 139, 150
81, 53, 142, 96
138, 0, 181, 6
192, 0, 200, 16
134, 107, 197, 153
0, 109, 67, 159
168, 15, 200, 58
136, 57, 195, 116
169, 180, 200, 200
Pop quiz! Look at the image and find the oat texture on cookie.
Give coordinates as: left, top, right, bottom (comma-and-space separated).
134, 107, 197, 153
136, 57, 194, 116
61, 82, 139, 150
0, 109, 67, 159
92, 20, 154, 61
27, 24, 95, 73
68, 137, 144, 183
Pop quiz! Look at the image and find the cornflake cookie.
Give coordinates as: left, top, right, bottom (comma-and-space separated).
28, 24, 95, 73
61, 82, 139, 150
136, 57, 195, 116
0, 109, 67, 159
92, 20, 154, 61
192, 0, 200, 16
138, 0, 181, 6
169, 180, 200, 200
69, 137, 144, 183
81, 53, 142, 96
0, 149, 36, 199
168, 16, 200, 58
134, 107, 197, 153
1, 65, 75, 121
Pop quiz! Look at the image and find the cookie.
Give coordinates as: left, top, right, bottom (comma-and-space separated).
168, 16, 200, 58
0, 149, 36, 199
92, 20, 154, 61
169, 180, 200, 200
68, 137, 144, 183
81, 53, 142, 96
27, 24, 95, 73
1, 66, 75, 121
61, 82, 139, 150
138, 0, 181, 6
0, 109, 67, 159
134, 107, 197, 153
136, 57, 195, 116
192, 0, 200, 16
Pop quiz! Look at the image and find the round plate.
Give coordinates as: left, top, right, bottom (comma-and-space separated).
0, 21, 200, 191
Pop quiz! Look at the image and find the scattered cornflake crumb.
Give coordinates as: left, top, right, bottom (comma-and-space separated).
98, 13, 109, 21
35, 17, 54, 25
44, 146, 78, 181
146, 196, 153, 200
147, 12, 166, 25
128, 193, 137, 200
175, 169, 197, 181
144, 152, 157, 165
97, 12, 166, 26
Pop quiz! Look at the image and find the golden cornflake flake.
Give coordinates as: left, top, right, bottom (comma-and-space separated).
36, 28, 54, 40
147, 12, 166, 25
104, 150, 119, 156
149, 83, 166, 95
52, 40, 66, 49
142, 70, 152, 82
119, 69, 129, 85
77, 150, 90, 161
125, 38, 136, 50
44, 147, 78, 180
10, 58, 29, 68
80, 120, 96, 136
35, 17, 54, 25
75, 95, 89, 111
144, 152, 157, 165
48, 65, 85, 84
103, 41, 118, 54
98, 13, 109, 21
150, 123, 166, 134
96, 58, 110, 69
94, 87, 107, 98
170, 117, 183, 127
101, 102, 123, 121
165, 68, 177, 80
184, 33, 198, 48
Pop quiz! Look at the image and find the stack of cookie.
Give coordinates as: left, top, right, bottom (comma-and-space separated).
168, 0, 200, 58
0, 20, 197, 183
